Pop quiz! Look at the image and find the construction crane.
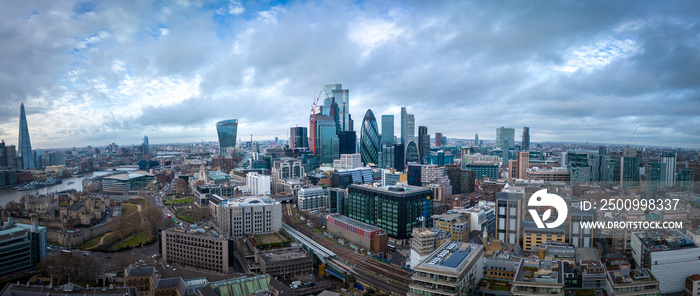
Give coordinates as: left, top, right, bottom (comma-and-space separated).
628, 124, 639, 148
309, 90, 323, 155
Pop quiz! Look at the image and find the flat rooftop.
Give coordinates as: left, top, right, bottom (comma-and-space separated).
328, 215, 383, 233
415, 241, 482, 272
607, 269, 657, 286
223, 195, 280, 207
258, 246, 310, 263
635, 229, 698, 252
349, 184, 432, 195
515, 259, 564, 284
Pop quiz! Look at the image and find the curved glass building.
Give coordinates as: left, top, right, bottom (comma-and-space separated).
360, 109, 380, 165
216, 119, 238, 155
405, 140, 420, 164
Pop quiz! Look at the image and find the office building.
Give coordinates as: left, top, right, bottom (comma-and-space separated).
327, 214, 388, 254
451, 201, 496, 235
333, 153, 362, 170
521, 127, 530, 151
272, 158, 304, 179
289, 127, 309, 150
429, 150, 454, 166
332, 167, 373, 189
418, 126, 429, 164
17, 103, 34, 170
0, 219, 47, 277
517, 151, 529, 180
474, 134, 479, 146
142, 135, 149, 155
605, 268, 660, 296
407, 164, 422, 186
631, 229, 700, 294
216, 119, 238, 156
405, 140, 420, 164
432, 213, 470, 242
348, 184, 433, 240
323, 84, 351, 132
523, 228, 566, 252
378, 143, 405, 171
218, 196, 282, 238
401, 107, 415, 146
298, 186, 327, 211
328, 188, 347, 215
337, 130, 356, 154
420, 165, 453, 202
526, 167, 570, 182
255, 244, 313, 277
496, 189, 524, 245
360, 109, 380, 165
381, 169, 404, 187
464, 164, 499, 181
381, 114, 394, 146
409, 242, 484, 296
659, 152, 677, 188
100, 170, 155, 194
124, 265, 187, 296
197, 274, 284, 296
410, 228, 448, 269
162, 225, 234, 273
686, 274, 700, 296
511, 259, 564, 295
496, 126, 515, 163
314, 115, 339, 164
435, 132, 443, 147
244, 172, 270, 196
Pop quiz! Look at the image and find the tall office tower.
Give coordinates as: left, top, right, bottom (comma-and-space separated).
142, 136, 149, 155
418, 126, 429, 164
401, 107, 408, 147
323, 84, 352, 132
408, 114, 415, 142
337, 131, 356, 154
289, 127, 309, 149
4, 144, 17, 170
435, 132, 443, 147
0, 140, 5, 167
660, 152, 677, 188
522, 127, 530, 151
405, 140, 420, 164
381, 115, 394, 146
496, 126, 515, 164
216, 119, 238, 156
360, 109, 380, 165
646, 162, 662, 199
474, 134, 479, 146
378, 144, 405, 172
315, 115, 339, 164
17, 103, 34, 170
619, 149, 641, 188
517, 151, 529, 180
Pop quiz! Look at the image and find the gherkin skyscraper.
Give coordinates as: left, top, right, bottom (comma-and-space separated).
18, 103, 35, 169
360, 109, 380, 165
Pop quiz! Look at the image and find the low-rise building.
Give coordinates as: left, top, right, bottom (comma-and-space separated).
255, 244, 313, 277
409, 242, 484, 296
0, 219, 46, 278
327, 214, 388, 254
0, 283, 138, 296
161, 224, 233, 274
605, 268, 659, 296
432, 213, 470, 242
511, 259, 564, 296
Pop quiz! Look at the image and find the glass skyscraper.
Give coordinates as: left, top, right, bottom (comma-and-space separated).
216, 119, 238, 155
418, 126, 429, 164
381, 115, 394, 146
360, 109, 380, 165
323, 84, 351, 132
18, 103, 34, 170
405, 140, 420, 164
496, 126, 515, 163
316, 115, 339, 164
522, 127, 530, 151
289, 127, 309, 149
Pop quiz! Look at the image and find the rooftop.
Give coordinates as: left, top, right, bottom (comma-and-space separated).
515, 259, 564, 284
415, 241, 483, 273
349, 184, 432, 195
607, 269, 657, 286
257, 246, 311, 263
635, 229, 698, 252
0, 284, 138, 296
328, 214, 383, 233
223, 196, 280, 208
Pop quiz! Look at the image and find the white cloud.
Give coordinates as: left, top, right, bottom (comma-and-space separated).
556, 37, 641, 72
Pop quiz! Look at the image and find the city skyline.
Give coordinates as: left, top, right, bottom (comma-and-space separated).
1, 1, 699, 149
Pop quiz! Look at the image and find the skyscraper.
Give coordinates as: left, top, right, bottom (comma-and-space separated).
418, 126, 429, 164
216, 119, 238, 155
315, 115, 339, 164
381, 115, 394, 146
660, 152, 677, 188
408, 114, 415, 143
496, 126, 515, 163
323, 84, 352, 132
475, 134, 479, 146
435, 132, 443, 147
405, 140, 420, 164
142, 135, 149, 155
360, 109, 380, 165
18, 103, 34, 170
338, 131, 356, 155
401, 107, 408, 147
522, 127, 530, 151
289, 127, 309, 149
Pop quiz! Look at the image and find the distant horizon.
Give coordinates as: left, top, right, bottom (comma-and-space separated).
1, 1, 698, 149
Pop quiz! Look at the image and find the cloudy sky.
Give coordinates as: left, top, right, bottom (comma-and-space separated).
1, 0, 699, 149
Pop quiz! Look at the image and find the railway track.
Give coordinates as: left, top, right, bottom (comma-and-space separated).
282, 204, 412, 294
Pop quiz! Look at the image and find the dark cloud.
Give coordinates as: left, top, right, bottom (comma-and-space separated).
0, 0, 698, 148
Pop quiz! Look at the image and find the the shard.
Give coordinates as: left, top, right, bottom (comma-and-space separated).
18, 103, 35, 169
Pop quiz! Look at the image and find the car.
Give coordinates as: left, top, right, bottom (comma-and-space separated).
166, 265, 171, 268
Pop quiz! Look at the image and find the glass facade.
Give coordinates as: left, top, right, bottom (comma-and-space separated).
405, 140, 420, 164
347, 185, 432, 239
216, 119, 238, 155
289, 127, 309, 149
360, 109, 380, 165
418, 126, 429, 164
381, 115, 394, 146
18, 103, 34, 169
316, 115, 339, 164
